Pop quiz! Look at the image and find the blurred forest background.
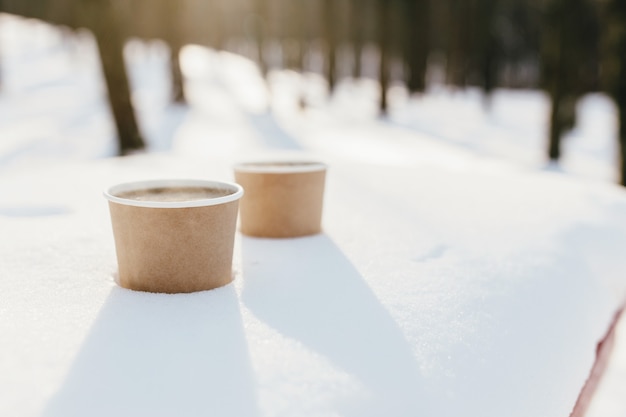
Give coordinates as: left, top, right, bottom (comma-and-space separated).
1, 0, 626, 184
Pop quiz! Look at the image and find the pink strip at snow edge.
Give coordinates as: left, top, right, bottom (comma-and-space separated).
570, 305, 625, 417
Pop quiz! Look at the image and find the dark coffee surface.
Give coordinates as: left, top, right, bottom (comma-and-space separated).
116, 186, 232, 202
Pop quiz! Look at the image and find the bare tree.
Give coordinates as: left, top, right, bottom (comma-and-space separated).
163, 0, 185, 103
323, 0, 337, 92
82, 0, 144, 154
540, 0, 598, 162
377, 0, 390, 114
405, 0, 430, 94
604, 0, 626, 184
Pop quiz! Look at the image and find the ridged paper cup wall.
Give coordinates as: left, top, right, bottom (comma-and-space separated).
234, 161, 327, 238
104, 179, 243, 293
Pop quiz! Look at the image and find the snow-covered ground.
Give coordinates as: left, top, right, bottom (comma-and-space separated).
1, 13, 625, 416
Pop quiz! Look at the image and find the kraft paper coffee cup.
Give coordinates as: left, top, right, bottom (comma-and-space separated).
104, 179, 243, 293
234, 161, 327, 238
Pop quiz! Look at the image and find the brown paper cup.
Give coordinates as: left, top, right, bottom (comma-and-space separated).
234, 161, 327, 238
104, 179, 243, 293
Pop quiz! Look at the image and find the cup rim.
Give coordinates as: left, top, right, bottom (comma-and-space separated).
233, 161, 327, 174
104, 179, 244, 208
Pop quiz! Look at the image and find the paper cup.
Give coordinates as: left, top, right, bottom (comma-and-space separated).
104, 179, 243, 293
234, 161, 327, 238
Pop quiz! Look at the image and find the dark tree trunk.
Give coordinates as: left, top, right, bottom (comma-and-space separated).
615, 34, 626, 184
477, 0, 498, 107
619, 107, 626, 185
548, 93, 563, 161
170, 45, 185, 103
541, 0, 597, 164
377, 0, 390, 114
351, 0, 363, 80
87, 0, 144, 154
445, 0, 471, 86
323, 0, 336, 93
164, 0, 186, 103
406, 0, 429, 94
547, 74, 578, 161
607, 0, 626, 184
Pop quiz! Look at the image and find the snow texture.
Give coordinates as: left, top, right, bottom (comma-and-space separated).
1, 14, 626, 417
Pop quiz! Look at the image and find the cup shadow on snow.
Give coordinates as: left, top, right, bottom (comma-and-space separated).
42, 285, 260, 417
241, 234, 426, 415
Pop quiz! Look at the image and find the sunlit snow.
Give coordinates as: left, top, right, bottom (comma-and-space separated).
1, 13, 625, 417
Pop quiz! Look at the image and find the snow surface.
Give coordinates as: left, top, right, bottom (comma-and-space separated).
1, 14, 626, 417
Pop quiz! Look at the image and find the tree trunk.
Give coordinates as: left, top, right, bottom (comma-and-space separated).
477, 0, 498, 107
87, 0, 144, 154
445, 0, 470, 86
170, 45, 185, 103
609, 0, 626, 184
548, 93, 563, 161
378, 0, 390, 114
542, 0, 596, 164
284, 0, 303, 72
254, 0, 268, 75
618, 119, 626, 186
164, 0, 186, 103
616, 43, 626, 184
406, 0, 429, 94
351, 0, 363, 80
323, 0, 336, 93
